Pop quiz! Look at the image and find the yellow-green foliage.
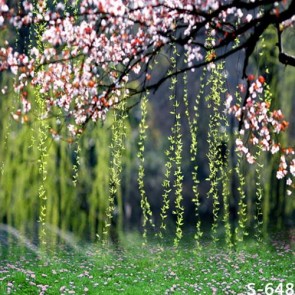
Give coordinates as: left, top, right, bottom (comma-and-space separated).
158, 46, 184, 247
138, 92, 155, 244
102, 95, 128, 243
183, 65, 206, 249
205, 61, 227, 244
0, 72, 132, 243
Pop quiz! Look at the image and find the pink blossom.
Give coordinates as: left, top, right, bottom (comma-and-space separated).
245, 14, 253, 22
271, 144, 280, 154
246, 153, 255, 164
290, 160, 295, 176
286, 178, 292, 186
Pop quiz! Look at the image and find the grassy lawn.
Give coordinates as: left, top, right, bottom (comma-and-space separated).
0, 232, 294, 294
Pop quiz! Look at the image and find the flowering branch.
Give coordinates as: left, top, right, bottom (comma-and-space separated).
0, 0, 294, 136
226, 77, 295, 195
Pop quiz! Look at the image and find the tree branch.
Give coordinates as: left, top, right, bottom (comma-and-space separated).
279, 52, 295, 66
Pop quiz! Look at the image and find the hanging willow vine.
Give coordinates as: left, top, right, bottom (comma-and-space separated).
254, 149, 264, 242
158, 46, 185, 247
137, 91, 155, 244
205, 61, 226, 244
234, 90, 249, 244
89, 126, 110, 241
102, 95, 128, 243
33, 0, 50, 245
171, 67, 185, 247
184, 66, 206, 250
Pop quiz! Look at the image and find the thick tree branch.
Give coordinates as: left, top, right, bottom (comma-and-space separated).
279, 52, 295, 66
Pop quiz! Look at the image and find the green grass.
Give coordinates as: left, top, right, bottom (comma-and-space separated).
0, 232, 294, 294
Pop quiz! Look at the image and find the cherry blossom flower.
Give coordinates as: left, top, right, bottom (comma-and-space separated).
227, 77, 295, 194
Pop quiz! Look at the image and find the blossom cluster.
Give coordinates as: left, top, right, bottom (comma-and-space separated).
227, 77, 294, 195
0, 0, 290, 136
